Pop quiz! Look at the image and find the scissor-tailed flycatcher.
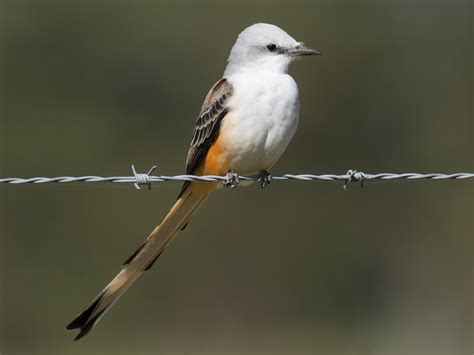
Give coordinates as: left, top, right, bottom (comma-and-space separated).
67, 23, 319, 340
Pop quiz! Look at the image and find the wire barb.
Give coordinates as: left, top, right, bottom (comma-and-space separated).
343, 170, 367, 190
131, 165, 156, 190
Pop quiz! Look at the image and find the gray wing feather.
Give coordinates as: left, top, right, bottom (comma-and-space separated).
185, 78, 233, 175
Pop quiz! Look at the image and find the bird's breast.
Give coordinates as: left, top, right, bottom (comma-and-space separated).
218, 73, 300, 175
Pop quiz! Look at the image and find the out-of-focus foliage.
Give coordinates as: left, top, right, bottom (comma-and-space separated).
0, 1, 472, 354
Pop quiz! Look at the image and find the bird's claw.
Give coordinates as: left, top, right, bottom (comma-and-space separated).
223, 170, 240, 188
258, 170, 272, 188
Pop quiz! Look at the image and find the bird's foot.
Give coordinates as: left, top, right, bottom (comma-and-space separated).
258, 170, 272, 188
223, 170, 240, 188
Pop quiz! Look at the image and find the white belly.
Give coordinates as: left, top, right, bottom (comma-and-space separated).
219, 72, 300, 175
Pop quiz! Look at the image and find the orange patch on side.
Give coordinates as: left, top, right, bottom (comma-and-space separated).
198, 134, 229, 176
195, 115, 236, 177
190, 113, 236, 194
188, 134, 231, 195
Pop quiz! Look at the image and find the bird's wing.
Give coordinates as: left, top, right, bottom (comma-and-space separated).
185, 78, 234, 175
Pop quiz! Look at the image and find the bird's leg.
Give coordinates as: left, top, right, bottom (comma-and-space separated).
258, 170, 272, 188
223, 170, 240, 188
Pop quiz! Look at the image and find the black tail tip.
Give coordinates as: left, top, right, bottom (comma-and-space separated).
66, 319, 95, 341
66, 310, 104, 341
72, 324, 95, 341
66, 316, 83, 331
66, 291, 105, 340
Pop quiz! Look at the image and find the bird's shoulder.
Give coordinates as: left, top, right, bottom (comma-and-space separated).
199, 78, 233, 116
183, 78, 234, 179
191, 78, 233, 147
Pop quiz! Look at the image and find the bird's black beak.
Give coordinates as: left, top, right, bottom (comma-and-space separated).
288, 44, 321, 56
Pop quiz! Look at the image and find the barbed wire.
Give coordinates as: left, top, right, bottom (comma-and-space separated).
0, 165, 473, 190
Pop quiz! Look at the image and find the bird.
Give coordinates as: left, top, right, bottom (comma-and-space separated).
66, 23, 319, 341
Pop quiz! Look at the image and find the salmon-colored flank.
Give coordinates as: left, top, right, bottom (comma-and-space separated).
184, 133, 225, 195
195, 112, 236, 177
190, 112, 238, 194
202, 135, 227, 175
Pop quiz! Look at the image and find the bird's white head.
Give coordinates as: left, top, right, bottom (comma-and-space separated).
224, 23, 319, 77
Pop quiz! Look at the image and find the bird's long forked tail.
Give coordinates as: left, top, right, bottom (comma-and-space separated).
66, 187, 208, 341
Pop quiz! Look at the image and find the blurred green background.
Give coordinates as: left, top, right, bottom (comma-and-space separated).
0, 1, 472, 354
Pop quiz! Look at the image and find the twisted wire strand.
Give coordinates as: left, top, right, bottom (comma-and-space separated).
0, 166, 473, 189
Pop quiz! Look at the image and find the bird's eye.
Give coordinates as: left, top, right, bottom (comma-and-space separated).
266, 44, 277, 52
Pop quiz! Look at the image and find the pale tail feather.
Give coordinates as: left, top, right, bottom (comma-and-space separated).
66, 188, 207, 340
